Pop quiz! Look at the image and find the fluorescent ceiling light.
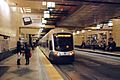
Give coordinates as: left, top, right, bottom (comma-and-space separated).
62, 30, 64, 32
76, 31, 80, 34
73, 32, 76, 35
44, 14, 50, 18
44, 11, 50, 18
47, 2, 55, 8
42, 1, 47, 6
42, 18, 47, 24
96, 24, 101, 29
81, 30, 85, 33
44, 11, 49, 14
108, 20, 113, 26
88, 30, 91, 31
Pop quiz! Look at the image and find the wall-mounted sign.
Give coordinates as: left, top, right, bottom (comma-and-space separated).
23, 17, 32, 25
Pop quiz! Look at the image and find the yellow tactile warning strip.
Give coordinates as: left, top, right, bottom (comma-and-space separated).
36, 47, 64, 80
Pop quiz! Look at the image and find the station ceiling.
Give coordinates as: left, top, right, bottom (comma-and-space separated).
8, 0, 120, 30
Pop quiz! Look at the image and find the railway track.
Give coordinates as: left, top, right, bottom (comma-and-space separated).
53, 50, 120, 80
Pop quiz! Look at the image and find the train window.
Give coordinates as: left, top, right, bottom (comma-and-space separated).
49, 40, 52, 50
53, 33, 73, 51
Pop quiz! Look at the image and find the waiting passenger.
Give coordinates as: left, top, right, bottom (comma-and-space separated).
99, 40, 106, 50
107, 38, 116, 51
91, 39, 97, 50
81, 40, 86, 48
86, 40, 91, 48
24, 43, 31, 65
16, 38, 22, 65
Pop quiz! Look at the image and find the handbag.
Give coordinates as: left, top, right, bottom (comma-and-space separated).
17, 52, 22, 59
29, 52, 32, 58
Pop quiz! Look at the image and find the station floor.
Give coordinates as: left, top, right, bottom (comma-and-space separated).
0, 47, 63, 80
0, 47, 120, 80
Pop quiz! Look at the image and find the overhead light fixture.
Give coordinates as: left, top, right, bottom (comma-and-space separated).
62, 30, 64, 32
96, 24, 101, 29
44, 11, 49, 14
73, 32, 76, 35
88, 30, 92, 32
44, 13, 50, 18
81, 30, 85, 33
76, 31, 80, 34
108, 20, 113, 27
44, 11, 50, 18
47, 2, 55, 8
49, 9, 53, 11
42, 1, 47, 6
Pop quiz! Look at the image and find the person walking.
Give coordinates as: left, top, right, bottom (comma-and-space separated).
16, 38, 22, 65
24, 43, 31, 65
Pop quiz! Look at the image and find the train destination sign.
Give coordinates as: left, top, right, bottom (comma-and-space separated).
56, 35, 71, 37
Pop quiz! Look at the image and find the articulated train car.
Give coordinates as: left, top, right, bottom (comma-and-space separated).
39, 28, 75, 63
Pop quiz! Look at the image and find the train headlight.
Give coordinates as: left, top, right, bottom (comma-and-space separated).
57, 53, 60, 56
70, 51, 75, 55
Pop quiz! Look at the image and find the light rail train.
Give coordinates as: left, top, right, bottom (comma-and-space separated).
39, 28, 75, 63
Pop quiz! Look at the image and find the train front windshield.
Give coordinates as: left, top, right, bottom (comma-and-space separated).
53, 33, 73, 51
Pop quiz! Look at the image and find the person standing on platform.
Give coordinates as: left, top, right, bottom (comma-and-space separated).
108, 38, 116, 51
91, 38, 97, 50
81, 40, 86, 48
99, 40, 106, 50
24, 43, 31, 65
16, 38, 22, 65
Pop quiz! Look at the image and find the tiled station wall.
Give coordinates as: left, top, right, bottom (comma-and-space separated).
0, 2, 22, 50
113, 19, 120, 47
74, 24, 120, 47
74, 31, 110, 46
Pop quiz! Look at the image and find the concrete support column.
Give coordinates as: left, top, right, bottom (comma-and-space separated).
112, 19, 120, 47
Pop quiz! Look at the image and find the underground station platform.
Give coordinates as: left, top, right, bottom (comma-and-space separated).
0, 47, 63, 80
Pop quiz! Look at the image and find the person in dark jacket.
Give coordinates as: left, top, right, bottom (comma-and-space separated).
81, 40, 86, 48
108, 38, 116, 51
24, 43, 31, 65
16, 38, 22, 65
